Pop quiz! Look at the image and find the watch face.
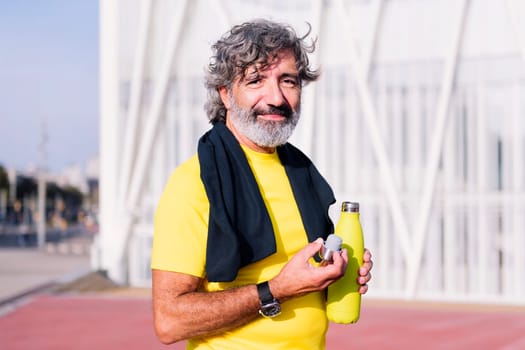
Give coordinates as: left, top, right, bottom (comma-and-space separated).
260, 301, 281, 318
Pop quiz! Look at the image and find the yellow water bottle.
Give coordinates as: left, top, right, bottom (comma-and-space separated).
326, 201, 364, 324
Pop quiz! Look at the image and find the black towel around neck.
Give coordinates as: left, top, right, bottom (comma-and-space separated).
198, 122, 335, 282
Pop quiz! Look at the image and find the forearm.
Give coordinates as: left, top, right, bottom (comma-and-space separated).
153, 272, 261, 344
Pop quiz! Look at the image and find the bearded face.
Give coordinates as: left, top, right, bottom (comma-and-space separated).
227, 93, 301, 148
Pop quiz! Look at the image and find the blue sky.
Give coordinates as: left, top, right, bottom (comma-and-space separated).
0, 1, 99, 173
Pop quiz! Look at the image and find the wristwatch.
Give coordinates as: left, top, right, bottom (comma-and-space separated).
256, 281, 281, 318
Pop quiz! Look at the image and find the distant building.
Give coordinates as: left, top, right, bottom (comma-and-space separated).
1, 156, 100, 227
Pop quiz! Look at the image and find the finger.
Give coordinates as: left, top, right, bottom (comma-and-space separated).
331, 247, 348, 264
359, 260, 373, 276
358, 284, 369, 295
357, 273, 371, 285
363, 248, 372, 262
297, 237, 324, 260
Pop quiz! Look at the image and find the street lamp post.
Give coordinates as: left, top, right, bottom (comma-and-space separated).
37, 120, 47, 248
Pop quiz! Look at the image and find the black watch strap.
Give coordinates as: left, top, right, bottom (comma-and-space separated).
256, 281, 275, 304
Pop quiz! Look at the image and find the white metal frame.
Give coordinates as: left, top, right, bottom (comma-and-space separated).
99, 0, 525, 304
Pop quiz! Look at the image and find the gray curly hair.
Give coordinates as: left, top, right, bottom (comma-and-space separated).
204, 19, 320, 124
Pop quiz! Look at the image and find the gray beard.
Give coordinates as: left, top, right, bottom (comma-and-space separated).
228, 96, 300, 148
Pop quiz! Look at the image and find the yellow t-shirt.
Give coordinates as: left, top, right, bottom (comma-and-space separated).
151, 145, 328, 350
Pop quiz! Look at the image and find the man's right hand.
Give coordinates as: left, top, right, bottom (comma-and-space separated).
268, 238, 348, 302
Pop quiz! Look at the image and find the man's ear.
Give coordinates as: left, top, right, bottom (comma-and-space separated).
218, 86, 231, 109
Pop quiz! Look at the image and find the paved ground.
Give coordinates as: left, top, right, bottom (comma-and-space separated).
328, 300, 525, 349
1, 247, 525, 349
2, 293, 525, 349
0, 244, 91, 304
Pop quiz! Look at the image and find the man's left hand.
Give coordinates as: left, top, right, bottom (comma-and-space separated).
358, 249, 373, 294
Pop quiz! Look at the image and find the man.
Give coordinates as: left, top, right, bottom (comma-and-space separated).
151, 19, 373, 349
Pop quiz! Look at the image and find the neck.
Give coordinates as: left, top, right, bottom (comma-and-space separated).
225, 118, 276, 154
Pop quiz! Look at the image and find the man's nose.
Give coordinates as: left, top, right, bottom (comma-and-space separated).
264, 81, 286, 106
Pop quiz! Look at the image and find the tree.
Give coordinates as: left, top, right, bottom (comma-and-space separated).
0, 165, 9, 197
16, 175, 37, 200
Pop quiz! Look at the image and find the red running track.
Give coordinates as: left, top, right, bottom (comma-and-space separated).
1, 295, 524, 349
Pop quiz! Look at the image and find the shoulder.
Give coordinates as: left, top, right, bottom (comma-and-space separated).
157, 154, 207, 214
170, 154, 201, 182
164, 154, 203, 195
152, 154, 209, 277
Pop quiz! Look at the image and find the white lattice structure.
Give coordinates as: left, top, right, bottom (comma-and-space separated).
98, 0, 525, 304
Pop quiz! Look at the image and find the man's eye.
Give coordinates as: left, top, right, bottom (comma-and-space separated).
246, 75, 262, 85
282, 78, 298, 87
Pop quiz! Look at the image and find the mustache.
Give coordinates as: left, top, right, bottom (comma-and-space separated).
252, 105, 293, 119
